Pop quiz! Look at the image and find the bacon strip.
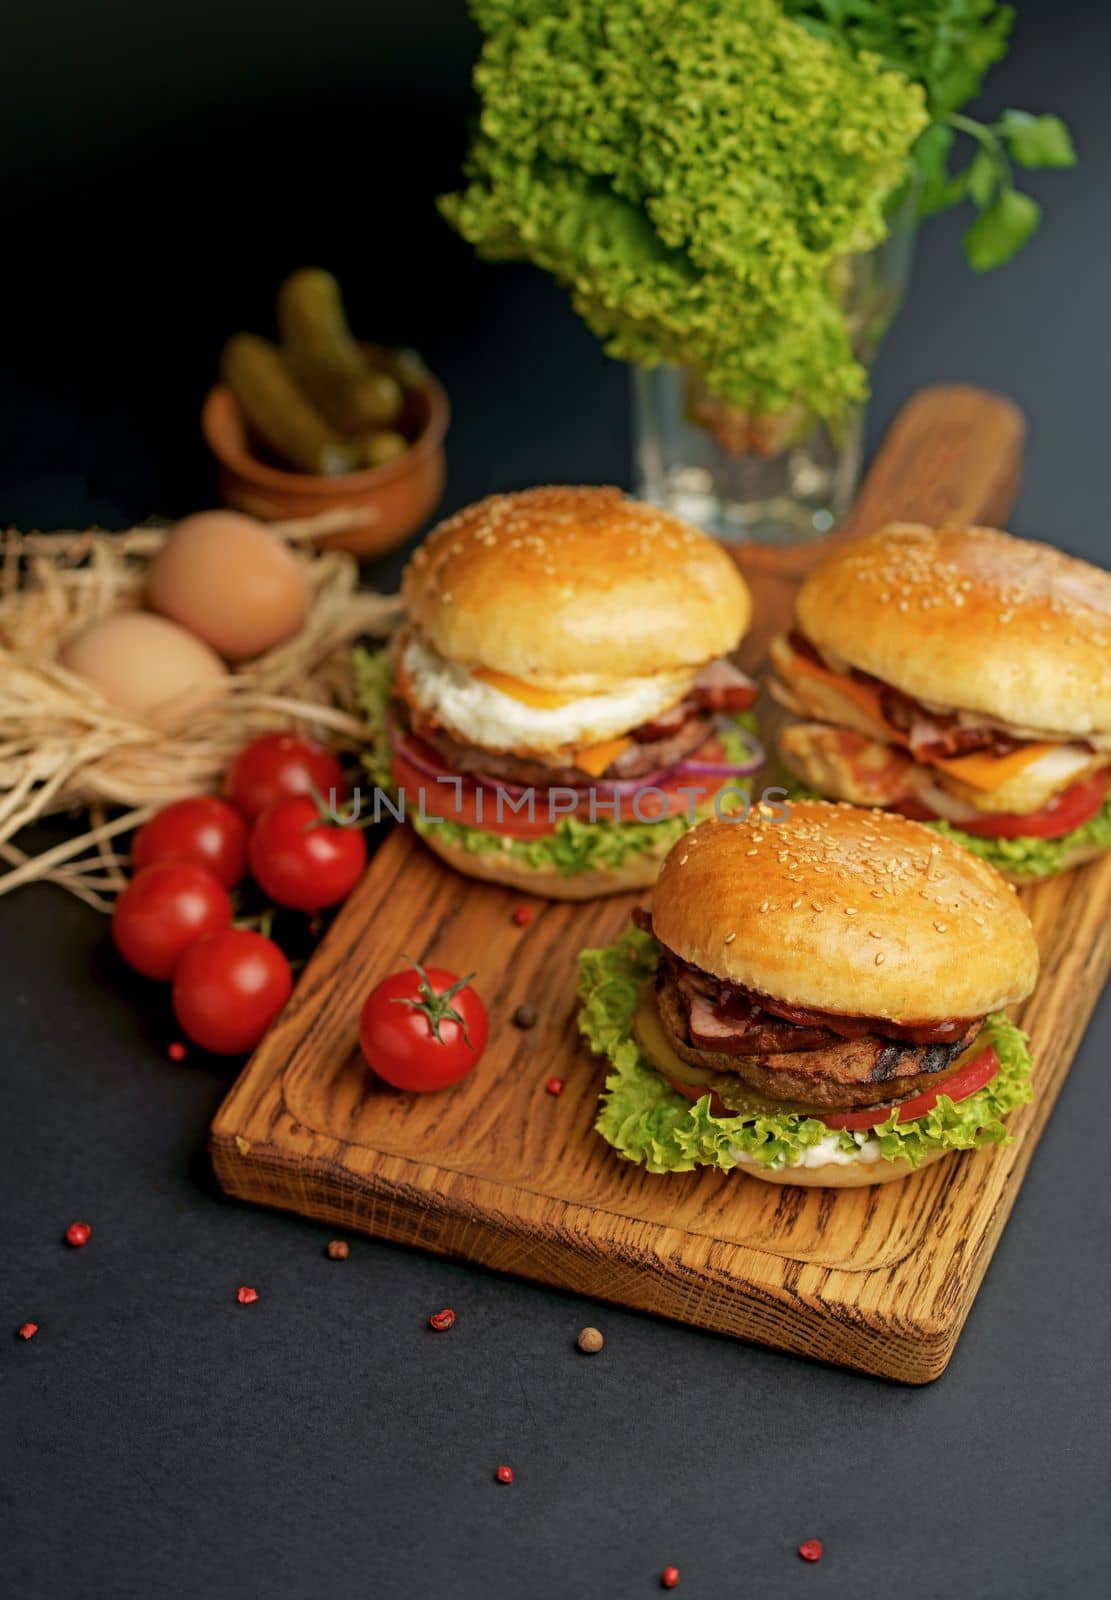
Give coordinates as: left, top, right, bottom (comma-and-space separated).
690, 658, 757, 713
633, 923, 974, 1051
785, 632, 1018, 761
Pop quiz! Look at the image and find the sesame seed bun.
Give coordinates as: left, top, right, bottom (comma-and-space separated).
650, 801, 1038, 1022
796, 524, 1111, 738
737, 1146, 952, 1188
414, 826, 669, 898
401, 486, 752, 690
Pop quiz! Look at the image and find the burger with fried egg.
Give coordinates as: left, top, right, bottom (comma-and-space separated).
578, 801, 1038, 1186
355, 486, 760, 897
770, 523, 1111, 879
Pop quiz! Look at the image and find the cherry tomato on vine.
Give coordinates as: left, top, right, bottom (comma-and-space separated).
225, 733, 346, 822
248, 796, 366, 912
132, 796, 248, 887
359, 963, 488, 1091
112, 861, 232, 980
172, 928, 293, 1055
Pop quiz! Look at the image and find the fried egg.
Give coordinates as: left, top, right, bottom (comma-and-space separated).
401, 631, 695, 753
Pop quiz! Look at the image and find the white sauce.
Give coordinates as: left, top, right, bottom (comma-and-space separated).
730, 1130, 883, 1171
402, 631, 695, 753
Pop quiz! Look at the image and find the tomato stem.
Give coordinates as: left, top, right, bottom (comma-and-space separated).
391, 959, 477, 1047
304, 780, 374, 833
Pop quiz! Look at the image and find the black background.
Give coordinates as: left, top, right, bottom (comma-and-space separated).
3, 4, 1110, 1597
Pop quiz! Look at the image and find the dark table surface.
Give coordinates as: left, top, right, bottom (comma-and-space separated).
3, 4, 1109, 1597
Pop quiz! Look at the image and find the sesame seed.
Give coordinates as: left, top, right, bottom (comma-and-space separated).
874, 952, 885, 966
724, 932, 737, 945
934, 921, 948, 932
844, 908, 858, 917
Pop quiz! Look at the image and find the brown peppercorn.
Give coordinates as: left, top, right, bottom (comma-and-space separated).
326, 1239, 349, 1260
576, 1326, 604, 1354
512, 1003, 538, 1030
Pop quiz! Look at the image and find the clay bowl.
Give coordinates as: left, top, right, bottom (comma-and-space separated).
201, 350, 449, 559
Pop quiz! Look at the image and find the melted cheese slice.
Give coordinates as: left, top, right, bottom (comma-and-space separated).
574, 736, 633, 776
470, 667, 580, 710
931, 742, 1060, 792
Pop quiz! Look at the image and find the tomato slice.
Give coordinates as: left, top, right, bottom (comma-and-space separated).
664, 1044, 1002, 1132
820, 1044, 1000, 1131
390, 735, 729, 841
905, 768, 1109, 840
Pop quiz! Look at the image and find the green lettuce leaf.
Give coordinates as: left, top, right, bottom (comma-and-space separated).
926, 790, 1111, 878
441, 0, 927, 423
352, 644, 394, 791
577, 928, 1033, 1175
352, 645, 763, 880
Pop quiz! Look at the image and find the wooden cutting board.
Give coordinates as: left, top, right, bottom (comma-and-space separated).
211, 386, 1111, 1383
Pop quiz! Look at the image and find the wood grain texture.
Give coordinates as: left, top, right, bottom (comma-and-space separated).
210, 385, 1108, 1384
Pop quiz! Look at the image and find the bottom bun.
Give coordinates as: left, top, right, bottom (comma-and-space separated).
412, 825, 664, 899
735, 1144, 954, 1189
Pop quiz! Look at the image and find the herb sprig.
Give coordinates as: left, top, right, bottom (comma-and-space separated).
785, 1, 1076, 268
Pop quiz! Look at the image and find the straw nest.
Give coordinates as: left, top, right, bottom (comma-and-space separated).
0, 508, 400, 909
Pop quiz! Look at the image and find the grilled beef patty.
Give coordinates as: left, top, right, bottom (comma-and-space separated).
403, 704, 715, 787
655, 967, 982, 1110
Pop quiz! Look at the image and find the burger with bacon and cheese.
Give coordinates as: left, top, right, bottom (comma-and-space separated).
578, 801, 1038, 1186
770, 523, 1111, 879
357, 487, 761, 897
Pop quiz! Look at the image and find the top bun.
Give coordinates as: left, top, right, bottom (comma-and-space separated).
651, 801, 1038, 1022
796, 523, 1111, 737
402, 486, 752, 688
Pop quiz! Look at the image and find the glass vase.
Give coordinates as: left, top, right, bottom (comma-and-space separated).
632, 207, 917, 545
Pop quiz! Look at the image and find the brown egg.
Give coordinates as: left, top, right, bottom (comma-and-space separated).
61, 611, 227, 727
146, 511, 309, 662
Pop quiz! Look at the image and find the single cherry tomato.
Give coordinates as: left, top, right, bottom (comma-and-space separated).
225, 732, 346, 822
248, 796, 366, 912
360, 962, 488, 1091
172, 928, 292, 1055
112, 861, 232, 980
132, 796, 248, 887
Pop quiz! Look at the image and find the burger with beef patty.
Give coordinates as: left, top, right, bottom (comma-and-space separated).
769, 523, 1111, 879
355, 486, 761, 897
578, 801, 1038, 1186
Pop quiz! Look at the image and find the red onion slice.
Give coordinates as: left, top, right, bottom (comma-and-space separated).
674, 730, 765, 779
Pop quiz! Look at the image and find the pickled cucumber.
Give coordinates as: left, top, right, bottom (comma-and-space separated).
360, 430, 410, 469
277, 268, 403, 433
221, 333, 356, 477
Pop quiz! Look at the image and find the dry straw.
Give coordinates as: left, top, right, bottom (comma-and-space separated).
0, 508, 400, 910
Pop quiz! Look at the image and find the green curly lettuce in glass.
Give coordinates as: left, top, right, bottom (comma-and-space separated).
441, 0, 1075, 543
